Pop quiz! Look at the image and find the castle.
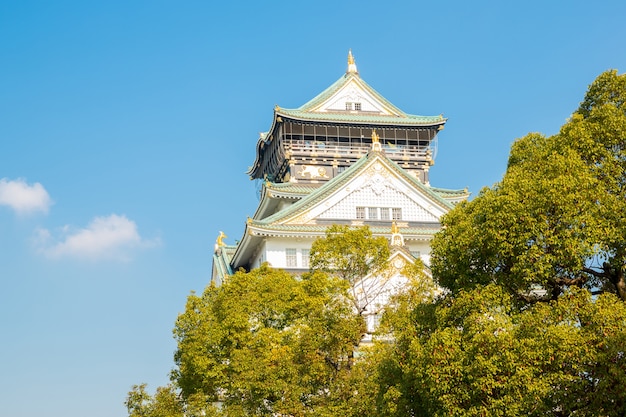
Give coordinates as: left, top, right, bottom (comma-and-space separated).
212, 52, 468, 333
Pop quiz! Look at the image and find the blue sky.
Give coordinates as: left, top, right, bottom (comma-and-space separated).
1, 1, 625, 416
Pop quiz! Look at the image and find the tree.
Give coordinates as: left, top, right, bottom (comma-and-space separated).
170, 265, 362, 416
369, 283, 626, 417
431, 70, 626, 302
355, 71, 626, 417
128, 226, 431, 416
310, 225, 392, 315
125, 383, 186, 417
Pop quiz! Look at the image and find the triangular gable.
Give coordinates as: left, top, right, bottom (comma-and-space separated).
313, 174, 441, 223
283, 155, 449, 225
308, 76, 397, 115
296, 73, 407, 117
254, 151, 453, 227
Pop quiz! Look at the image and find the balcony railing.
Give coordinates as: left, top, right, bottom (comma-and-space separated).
285, 143, 431, 161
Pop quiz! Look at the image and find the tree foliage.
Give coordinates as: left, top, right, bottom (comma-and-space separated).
366, 284, 626, 417
310, 225, 392, 315
127, 226, 409, 417
357, 70, 626, 417
431, 70, 626, 302
172, 265, 362, 416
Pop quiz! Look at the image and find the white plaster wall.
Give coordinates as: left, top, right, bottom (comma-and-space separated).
250, 241, 267, 269
317, 185, 439, 222
407, 242, 433, 266
321, 82, 388, 114
276, 200, 295, 212
264, 237, 315, 269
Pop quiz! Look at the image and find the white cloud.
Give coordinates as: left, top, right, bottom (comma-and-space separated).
0, 178, 52, 215
36, 214, 160, 261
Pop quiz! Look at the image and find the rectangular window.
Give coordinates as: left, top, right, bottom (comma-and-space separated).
372, 313, 382, 330
354, 102, 362, 111
392, 208, 402, 220
367, 207, 378, 220
286, 248, 297, 267
380, 207, 390, 220
345, 102, 352, 111
301, 249, 310, 268
356, 207, 365, 219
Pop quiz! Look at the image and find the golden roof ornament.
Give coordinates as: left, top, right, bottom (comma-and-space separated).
217, 231, 227, 246
214, 231, 227, 252
347, 49, 358, 74
391, 221, 404, 246
371, 129, 382, 152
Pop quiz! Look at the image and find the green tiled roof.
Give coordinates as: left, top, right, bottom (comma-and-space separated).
275, 72, 445, 126
212, 245, 236, 285
266, 182, 320, 195
251, 151, 454, 227
430, 186, 471, 197
248, 223, 442, 237
277, 108, 445, 126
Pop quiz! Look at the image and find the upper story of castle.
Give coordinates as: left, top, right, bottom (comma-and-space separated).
247, 51, 447, 186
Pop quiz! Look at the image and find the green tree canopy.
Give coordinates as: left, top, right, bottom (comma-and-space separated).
367, 283, 626, 417
358, 70, 626, 417
171, 265, 362, 416
431, 70, 626, 302
310, 225, 392, 315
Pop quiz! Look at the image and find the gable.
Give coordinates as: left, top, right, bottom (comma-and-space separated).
316, 181, 439, 222
281, 157, 450, 225
311, 78, 395, 115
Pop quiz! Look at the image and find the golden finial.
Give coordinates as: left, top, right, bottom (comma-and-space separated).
371, 129, 380, 143
390, 221, 404, 246
216, 231, 227, 247
347, 49, 358, 74
371, 129, 382, 151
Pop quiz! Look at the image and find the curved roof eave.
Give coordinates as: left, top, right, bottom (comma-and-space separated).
275, 109, 447, 127
247, 109, 282, 177
247, 223, 441, 240
229, 222, 256, 270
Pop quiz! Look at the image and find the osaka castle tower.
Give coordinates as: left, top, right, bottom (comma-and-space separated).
212, 52, 468, 326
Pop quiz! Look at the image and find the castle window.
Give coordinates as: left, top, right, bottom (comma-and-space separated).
286, 248, 297, 267
357, 206, 401, 221
354, 102, 362, 111
301, 249, 310, 268
345, 102, 352, 111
